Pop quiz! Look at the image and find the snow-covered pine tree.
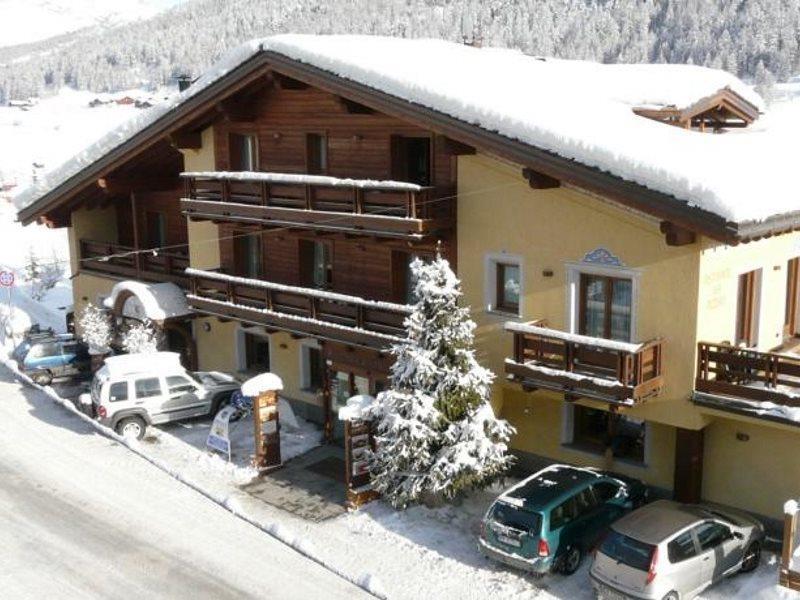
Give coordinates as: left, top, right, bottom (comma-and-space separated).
367, 256, 514, 508
121, 319, 160, 354
78, 303, 112, 355
23, 248, 44, 301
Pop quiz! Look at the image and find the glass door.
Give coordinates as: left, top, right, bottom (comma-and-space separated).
579, 274, 632, 341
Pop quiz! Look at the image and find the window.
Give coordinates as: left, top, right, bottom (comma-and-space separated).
693, 521, 732, 551
243, 333, 270, 373
146, 211, 166, 249
591, 481, 620, 504
301, 344, 325, 392
233, 231, 263, 278
489, 503, 541, 535
572, 406, 645, 463
391, 136, 431, 186
573, 487, 598, 517
785, 258, 799, 338
28, 342, 58, 359
300, 240, 332, 289
736, 269, 761, 347
393, 251, 428, 304
166, 376, 196, 395
496, 263, 521, 314
550, 496, 577, 530
134, 377, 162, 399
668, 531, 698, 563
306, 133, 328, 175
229, 133, 257, 171
108, 381, 129, 403
580, 274, 633, 341
486, 255, 522, 316
599, 531, 655, 572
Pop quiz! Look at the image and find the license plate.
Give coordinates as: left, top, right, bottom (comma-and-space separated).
497, 534, 521, 547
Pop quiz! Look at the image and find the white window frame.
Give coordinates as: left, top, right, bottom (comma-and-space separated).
235, 325, 273, 373
299, 338, 323, 392
484, 252, 524, 318
564, 261, 642, 342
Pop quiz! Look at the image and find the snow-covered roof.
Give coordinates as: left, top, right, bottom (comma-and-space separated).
241, 372, 284, 396
16, 34, 799, 231
104, 281, 191, 321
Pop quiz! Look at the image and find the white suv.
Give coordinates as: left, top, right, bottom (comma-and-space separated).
88, 352, 240, 439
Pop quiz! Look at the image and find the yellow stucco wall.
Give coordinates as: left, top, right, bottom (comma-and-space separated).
68, 205, 118, 274
697, 233, 800, 351
181, 127, 222, 270
703, 415, 800, 518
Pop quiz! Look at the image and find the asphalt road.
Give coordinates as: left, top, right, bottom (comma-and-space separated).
0, 368, 370, 600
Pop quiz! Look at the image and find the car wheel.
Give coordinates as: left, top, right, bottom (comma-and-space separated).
560, 545, 582, 575
662, 592, 679, 600
31, 370, 53, 386
741, 541, 761, 573
116, 416, 146, 441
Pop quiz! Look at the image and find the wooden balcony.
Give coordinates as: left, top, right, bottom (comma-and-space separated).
695, 342, 800, 417
186, 268, 411, 349
180, 172, 453, 240
504, 320, 665, 405
79, 239, 189, 287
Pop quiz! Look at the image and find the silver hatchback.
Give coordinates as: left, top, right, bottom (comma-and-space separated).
590, 500, 764, 600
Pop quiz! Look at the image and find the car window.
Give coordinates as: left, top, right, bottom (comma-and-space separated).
166, 375, 197, 395
489, 502, 541, 535
109, 381, 129, 403
574, 487, 598, 516
693, 521, 732, 551
27, 343, 58, 358
668, 530, 698, 563
592, 481, 621, 504
599, 530, 656, 572
134, 377, 163, 399
550, 496, 578, 530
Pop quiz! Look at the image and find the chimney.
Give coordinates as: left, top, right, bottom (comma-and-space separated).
176, 75, 192, 92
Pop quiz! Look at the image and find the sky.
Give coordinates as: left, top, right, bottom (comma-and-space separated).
0, 0, 186, 47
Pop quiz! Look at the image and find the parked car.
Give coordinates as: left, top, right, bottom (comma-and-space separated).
88, 352, 240, 440
12, 330, 91, 386
590, 499, 764, 600
479, 464, 648, 576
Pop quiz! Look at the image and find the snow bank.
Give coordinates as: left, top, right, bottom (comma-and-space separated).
241, 372, 284, 396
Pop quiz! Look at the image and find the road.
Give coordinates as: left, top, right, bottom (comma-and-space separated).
0, 368, 370, 600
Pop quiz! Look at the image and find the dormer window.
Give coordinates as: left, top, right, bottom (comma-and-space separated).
633, 88, 760, 133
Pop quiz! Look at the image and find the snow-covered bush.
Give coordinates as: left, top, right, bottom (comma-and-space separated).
78, 303, 112, 355
120, 319, 160, 354
23, 248, 64, 301
367, 256, 514, 508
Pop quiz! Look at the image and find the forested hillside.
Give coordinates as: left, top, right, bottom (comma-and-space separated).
2, 0, 799, 103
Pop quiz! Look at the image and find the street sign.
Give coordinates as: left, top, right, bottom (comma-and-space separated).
0, 271, 14, 287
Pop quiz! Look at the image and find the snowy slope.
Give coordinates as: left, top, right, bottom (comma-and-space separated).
0, 0, 187, 48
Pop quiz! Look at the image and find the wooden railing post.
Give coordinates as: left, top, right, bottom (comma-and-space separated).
406, 191, 416, 219
564, 341, 574, 373
356, 305, 365, 330
184, 177, 193, 199
513, 332, 522, 363
261, 181, 269, 206
226, 282, 234, 303
309, 296, 318, 320
221, 179, 231, 203
354, 188, 364, 214
305, 184, 313, 210
265, 289, 273, 311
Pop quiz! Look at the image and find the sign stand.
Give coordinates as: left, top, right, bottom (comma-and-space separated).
253, 389, 281, 471
339, 394, 379, 509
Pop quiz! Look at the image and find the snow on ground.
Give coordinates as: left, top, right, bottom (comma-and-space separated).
5, 358, 789, 600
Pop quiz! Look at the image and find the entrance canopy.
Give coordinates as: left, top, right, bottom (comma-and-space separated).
104, 280, 191, 323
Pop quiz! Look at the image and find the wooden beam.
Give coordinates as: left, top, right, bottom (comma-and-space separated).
97, 176, 180, 194
522, 167, 560, 190
660, 221, 697, 246
338, 97, 375, 114
215, 97, 257, 123
168, 131, 202, 150
273, 72, 308, 90
443, 137, 476, 156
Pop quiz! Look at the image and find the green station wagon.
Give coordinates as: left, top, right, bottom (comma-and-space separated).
479, 464, 648, 576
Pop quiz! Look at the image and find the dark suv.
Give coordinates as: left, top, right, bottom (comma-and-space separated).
12, 330, 91, 386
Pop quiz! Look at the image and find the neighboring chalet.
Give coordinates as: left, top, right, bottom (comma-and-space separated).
15, 35, 800, 529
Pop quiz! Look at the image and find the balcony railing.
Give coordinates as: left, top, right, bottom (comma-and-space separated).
186, 268, 411, 349
504, 320, 665, 405
695, 342, 800, 410
180, 171, 452, 240
80, 239, 189, 287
